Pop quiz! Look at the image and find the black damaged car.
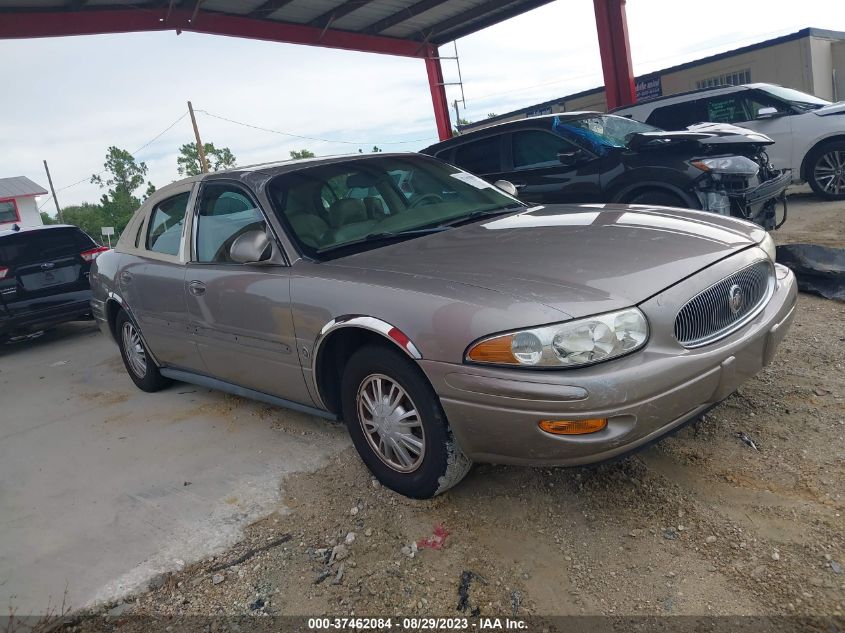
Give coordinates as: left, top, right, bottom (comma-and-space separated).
421, 112, 791, 230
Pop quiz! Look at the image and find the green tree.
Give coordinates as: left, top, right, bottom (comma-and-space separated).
487, 113, 498, 119
40, 211, 57, 225
176, 142, 237, 176
60, 203, 108, 243
289, 149, 316, 160
90, 146, 151, 234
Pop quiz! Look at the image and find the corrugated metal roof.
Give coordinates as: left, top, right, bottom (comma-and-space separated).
0, 0, 555, 46
0, 176, 48, 199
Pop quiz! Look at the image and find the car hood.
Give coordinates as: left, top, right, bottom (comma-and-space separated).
813, 101, 845, 116
328, 204, 765, 318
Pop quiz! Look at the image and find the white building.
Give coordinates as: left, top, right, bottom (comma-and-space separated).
0, 176, 48, 228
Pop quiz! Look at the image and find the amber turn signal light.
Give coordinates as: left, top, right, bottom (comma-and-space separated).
466, 335, 518, 364
538, 418, 607, 435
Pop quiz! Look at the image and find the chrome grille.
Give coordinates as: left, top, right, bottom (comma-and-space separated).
674, 260, 774, 348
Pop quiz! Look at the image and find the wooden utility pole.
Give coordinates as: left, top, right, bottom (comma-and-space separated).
453, 99, 460, 134
42, 160, 62, 223
187, 101, 209, 174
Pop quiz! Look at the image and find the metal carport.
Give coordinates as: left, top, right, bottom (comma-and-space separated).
0, 0, 636, 141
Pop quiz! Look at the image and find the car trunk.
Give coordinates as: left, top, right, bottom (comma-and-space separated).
0, 227, 96, 318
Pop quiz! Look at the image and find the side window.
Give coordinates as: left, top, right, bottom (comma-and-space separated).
195, 184, 266, 263
147, 192, 190, 256
512, 130, 579, 170
646, 100, 706, 129
705, 95, 750, 123
452, 137, 501, 174
743, 92, 790, 119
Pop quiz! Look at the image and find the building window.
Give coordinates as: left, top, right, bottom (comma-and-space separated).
696, 69, 751, 89
0, 199, 20, 224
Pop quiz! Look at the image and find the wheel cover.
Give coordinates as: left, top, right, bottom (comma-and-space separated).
814, 150, 845, 195
122, 321, 147, 379
356, 373, 425, 473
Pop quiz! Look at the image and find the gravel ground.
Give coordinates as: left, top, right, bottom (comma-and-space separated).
40, 194, 845, 629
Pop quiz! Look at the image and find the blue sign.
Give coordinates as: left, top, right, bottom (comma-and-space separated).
636, 75, 662, 100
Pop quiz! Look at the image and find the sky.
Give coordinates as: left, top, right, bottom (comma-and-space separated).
2, 0, 844, 212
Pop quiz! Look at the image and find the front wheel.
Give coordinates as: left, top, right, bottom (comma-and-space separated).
807, 142, 845, 200
116, 310, 171, 392
627, 189, 689, 208
341, 345, 472, 498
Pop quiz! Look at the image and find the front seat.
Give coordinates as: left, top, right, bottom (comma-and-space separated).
328, 199, 377, 243
287, 211, 331, 248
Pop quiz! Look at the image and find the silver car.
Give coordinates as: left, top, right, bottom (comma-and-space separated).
90, 153, 797, 498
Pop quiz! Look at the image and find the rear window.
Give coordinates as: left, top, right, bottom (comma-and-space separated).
0, 227, 96, 267
452, 136, 502, 174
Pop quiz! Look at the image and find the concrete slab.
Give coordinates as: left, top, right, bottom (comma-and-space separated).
0, 322, 349, 614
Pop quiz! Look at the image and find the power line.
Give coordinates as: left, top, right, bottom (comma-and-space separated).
39, 112, 189, 210
196, 109, 437, 146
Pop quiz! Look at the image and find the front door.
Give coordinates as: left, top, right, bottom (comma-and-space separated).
183, 182, 312, 405
506, 129, 603, 204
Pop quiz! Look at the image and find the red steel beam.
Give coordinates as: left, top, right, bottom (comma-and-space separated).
424, 45, 452, 141
593, 0, 636, 110
0, 8, 428, 57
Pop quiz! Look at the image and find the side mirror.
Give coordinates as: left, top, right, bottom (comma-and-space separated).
229, 230, 273, 264
493, 180, 518, 197
756, 106, 781, 119
557, 150, 584, 167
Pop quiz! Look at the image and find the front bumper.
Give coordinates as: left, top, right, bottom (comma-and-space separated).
697, 170, 791, 230
421, 254, 797, 466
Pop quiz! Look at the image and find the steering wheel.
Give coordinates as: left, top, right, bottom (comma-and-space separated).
408, 193, 443, 208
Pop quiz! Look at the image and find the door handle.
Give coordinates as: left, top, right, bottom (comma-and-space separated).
188, 280, 207, 296
120, 271, 132, 284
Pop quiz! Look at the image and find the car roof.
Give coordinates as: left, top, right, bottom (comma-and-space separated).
0, 223, 82, 239
148, 152, 436, 198
611, 82, 789, 112
422, 111, 602, 153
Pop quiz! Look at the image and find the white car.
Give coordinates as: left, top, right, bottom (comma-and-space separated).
612, 83, 845, 200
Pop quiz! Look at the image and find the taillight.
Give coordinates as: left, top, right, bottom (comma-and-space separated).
0, 266, 8, 279
80, 246, 110, 263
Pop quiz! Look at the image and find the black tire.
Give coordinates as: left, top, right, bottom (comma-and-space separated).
115, 309, 171, 392
341, 344, 472, 499
806, 141, 845, 200
627, 189, 689, 208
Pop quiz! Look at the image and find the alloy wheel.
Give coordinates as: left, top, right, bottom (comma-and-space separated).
122, 321, 147, 379
813, 150, 845, 196
356, 373, 426, 473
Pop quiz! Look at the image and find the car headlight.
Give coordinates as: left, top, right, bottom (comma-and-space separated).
466, 308, 649, 368
758, 231, 776, 262
691, 156, 759, 176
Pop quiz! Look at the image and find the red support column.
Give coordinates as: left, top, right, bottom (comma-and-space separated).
424, 45, 452, 141
593, 0, 636, 110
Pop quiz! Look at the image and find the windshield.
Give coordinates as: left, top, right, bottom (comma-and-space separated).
552, 115, 660, 153
267, 155, 523, 259
759, 85, 831, 110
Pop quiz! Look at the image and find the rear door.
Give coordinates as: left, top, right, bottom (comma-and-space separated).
117, 186, 204, 371
0, 227, 101, 318
447, 135, 509, 184
184, 181, 311, 404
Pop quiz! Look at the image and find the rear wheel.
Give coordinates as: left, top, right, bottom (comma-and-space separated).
627, 189, 689, 208
340, 344, 471, 498
116, 309, 170, 392
807, 141, 845, 200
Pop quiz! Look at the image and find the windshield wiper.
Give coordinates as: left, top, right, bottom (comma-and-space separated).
315, 226, 447, 254
439, 204, 523, 228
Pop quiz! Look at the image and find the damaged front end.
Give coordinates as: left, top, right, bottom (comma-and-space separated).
630, 124, 791, 230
